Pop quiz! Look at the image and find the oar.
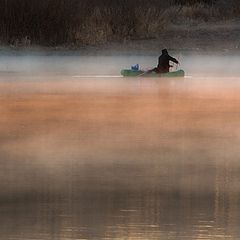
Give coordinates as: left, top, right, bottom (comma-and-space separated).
137, 71, 148, 77
176, 53, 181, 70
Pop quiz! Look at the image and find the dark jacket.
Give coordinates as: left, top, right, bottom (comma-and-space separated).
157, 49, 179, 73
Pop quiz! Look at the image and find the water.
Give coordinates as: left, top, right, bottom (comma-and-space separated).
1, 54, 240, 239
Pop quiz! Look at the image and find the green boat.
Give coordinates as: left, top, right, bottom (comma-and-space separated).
121, 69, 185, 78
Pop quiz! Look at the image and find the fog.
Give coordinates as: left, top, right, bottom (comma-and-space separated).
1, 52, 240, 239
1, 51, 240, 77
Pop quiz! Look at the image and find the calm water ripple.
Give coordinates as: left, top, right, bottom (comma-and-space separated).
1, 55, 240, 239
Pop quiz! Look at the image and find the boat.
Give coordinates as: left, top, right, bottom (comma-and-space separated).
121, 69, 185, 78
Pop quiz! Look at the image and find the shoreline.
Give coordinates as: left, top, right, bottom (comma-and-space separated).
0, 21, 239, 56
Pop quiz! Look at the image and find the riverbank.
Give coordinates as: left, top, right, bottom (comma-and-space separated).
0, 20, 239, 56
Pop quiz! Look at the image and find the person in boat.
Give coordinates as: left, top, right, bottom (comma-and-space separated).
150, 49, 179, 73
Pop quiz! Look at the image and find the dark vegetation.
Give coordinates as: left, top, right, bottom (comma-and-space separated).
0, 0, 238, 46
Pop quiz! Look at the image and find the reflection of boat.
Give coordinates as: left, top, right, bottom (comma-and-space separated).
121, 69, 185, 78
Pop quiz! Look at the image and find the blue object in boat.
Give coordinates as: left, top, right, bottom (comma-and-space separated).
131, 64, 139, 71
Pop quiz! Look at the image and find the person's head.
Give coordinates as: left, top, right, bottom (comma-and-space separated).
162, 49, 168, 55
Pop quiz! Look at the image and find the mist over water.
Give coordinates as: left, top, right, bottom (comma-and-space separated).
1, 52, 240, 240
1, 51, 240, 77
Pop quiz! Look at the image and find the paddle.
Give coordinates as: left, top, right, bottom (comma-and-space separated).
137, 71, 148, 77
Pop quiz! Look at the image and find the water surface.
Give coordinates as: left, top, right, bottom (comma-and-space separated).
0, 54, 240, 239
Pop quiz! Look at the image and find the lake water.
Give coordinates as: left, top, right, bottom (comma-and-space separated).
0, 53, 240, 239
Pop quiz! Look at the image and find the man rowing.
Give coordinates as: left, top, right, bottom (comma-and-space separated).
149, 49, 179, 73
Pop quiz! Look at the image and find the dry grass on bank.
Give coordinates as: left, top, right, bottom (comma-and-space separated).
0, 0, 239, 46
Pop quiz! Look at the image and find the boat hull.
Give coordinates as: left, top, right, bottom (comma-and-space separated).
121, 69, 185, 77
